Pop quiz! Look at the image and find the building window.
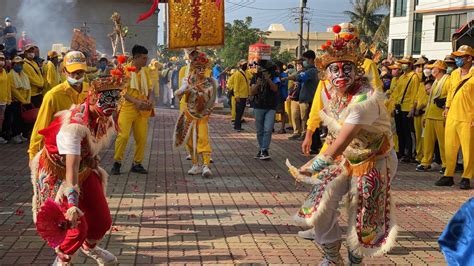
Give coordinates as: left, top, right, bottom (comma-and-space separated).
394, 0, 407, 17
274, 41, 281, 47
392, 39, 405, 57
435, 13, 467, 42
412, 13, 422, 55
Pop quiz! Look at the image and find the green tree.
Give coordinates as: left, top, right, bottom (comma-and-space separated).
218, 17, 264, 68
344, 0, 389, 49
271, 48, 294, 64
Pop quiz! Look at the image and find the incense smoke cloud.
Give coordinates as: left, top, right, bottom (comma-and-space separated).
17, 0, 78, 56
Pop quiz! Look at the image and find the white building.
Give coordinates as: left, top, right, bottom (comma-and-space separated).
388, 0, 474, 59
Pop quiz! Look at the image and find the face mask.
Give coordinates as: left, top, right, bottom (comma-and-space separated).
0, 61, 4, 67
67, 76, 84, 86
401, 64, 409, 71
383, 80, 391, 90
27, 53, 35, 59
13, 65, 23, 73
423, 69, 431, 77
241, 64, 248, 71
446, 66, 454, 74
99, 63, 107, 71
455, 57, 465, 68
303, 61, 309, 68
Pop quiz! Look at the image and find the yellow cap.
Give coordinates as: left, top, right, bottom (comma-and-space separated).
426, 60, 447, 71
413, 56, 428, 66
452, 45, 474, 57
24, 44, 36, 52
48, 51, 58, 58
63, 51, 87, 73
388, 62, 401, 69
444, 55, 455, 63
12, 56, 24, 63
397, 55, 413, 64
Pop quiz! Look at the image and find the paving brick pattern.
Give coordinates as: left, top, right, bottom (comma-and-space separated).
0, 108, 472, 265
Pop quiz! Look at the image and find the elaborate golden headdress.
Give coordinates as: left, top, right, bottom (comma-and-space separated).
90, 54, 128, 93
315, 23, 365, 72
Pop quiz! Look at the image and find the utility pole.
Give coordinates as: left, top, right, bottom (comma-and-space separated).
306, 20, 310, 50
163, 3, 168, 47
298, 0, 307, 58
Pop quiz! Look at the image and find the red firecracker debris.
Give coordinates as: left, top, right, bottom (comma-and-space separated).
260, 209, 273, 215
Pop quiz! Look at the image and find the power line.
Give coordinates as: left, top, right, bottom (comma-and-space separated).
226, 0, 297, 11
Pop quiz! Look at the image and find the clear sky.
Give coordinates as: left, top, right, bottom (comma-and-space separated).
224, 0, 352, 32
158, 0, 352, 43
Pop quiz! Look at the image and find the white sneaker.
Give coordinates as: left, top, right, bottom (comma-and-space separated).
185, 154, 192, 160
320, 256, 344, 266
53, 256, 72, 266
298, 228, 316, 240
81, 246, 118, 265
0, 137, 7, 144
188, 164, 202, 175
202, 165, 212, 178
10, 135, 23, 144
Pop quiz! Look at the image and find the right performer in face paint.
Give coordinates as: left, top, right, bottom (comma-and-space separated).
286, 24, 398, 265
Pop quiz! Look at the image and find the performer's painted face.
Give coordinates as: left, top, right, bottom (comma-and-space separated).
196, 66, 206, 77
327, 61, 356, 91
95, 90, 121, 116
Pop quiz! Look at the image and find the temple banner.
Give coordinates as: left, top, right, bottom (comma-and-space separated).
168, 0, 225, 49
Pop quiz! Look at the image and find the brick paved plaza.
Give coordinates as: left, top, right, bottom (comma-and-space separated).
0, 108, 472, 265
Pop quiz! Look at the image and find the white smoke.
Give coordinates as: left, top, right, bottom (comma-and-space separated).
17, 0, 78, 56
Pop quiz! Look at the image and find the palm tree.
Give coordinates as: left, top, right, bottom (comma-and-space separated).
344, 0, 390, 48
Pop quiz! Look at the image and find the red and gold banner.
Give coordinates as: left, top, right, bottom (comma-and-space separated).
168, 0, 225, 49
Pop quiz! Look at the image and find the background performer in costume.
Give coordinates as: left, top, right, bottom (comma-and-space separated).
174, 50, 217, 178
30, 68, 127, 265
286, 24, 398, 265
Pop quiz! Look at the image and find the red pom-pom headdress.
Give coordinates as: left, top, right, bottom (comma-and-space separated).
316, 22, 364, 72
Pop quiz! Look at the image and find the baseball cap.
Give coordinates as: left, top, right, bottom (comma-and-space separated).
426, 60, 447, 71
452, 45, 474, 57
63, 51, 87, 73
5, 17, 11, 22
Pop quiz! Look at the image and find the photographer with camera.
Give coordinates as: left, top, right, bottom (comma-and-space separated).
250, 60, 280, 160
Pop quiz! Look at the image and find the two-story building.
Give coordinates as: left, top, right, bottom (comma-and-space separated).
265, 24, 333, 56
388, 0, 474, 59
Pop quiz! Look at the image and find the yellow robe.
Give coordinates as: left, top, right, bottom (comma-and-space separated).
414, 82, 428, 162
0, 69, 11, 105
28, 80, 89, 159
421, 74, 450, 167
23, 58, 44, 97
42, 61, 60, 94
443, 68, 474, 179
114, 66, 152, 164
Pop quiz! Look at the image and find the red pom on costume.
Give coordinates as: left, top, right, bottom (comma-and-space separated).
35, 199, 69, 248
326, 40, 332, 46
110, 69, 123, 76
321, 44, 328, 50
126, 66, 137, 72
332, 25, 341, 34
117, 55, 127, 64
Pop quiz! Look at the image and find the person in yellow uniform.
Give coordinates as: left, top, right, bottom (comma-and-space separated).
23, 44, 44, 107
174, 50, 216, 178
435, 45, 474, 190
227, 59, 251, 131
8, 56, 31, 144
28, 51, 89, 160
42, 51, 61, 94
0, 52, 11, 144
413, 62, 432, 163
149, 58, 162, 103
393, 55, 420, 162
417, 60, 450, 172
111, 45, 153, 175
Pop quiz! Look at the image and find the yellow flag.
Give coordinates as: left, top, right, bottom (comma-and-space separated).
168, 0, 225, 49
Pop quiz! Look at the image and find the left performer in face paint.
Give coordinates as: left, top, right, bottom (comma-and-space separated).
30, 64, 128, 266
174, 50, 217, 178
286, 24, 398, 265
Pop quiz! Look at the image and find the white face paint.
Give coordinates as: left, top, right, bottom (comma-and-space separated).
326, 61, 356, 91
